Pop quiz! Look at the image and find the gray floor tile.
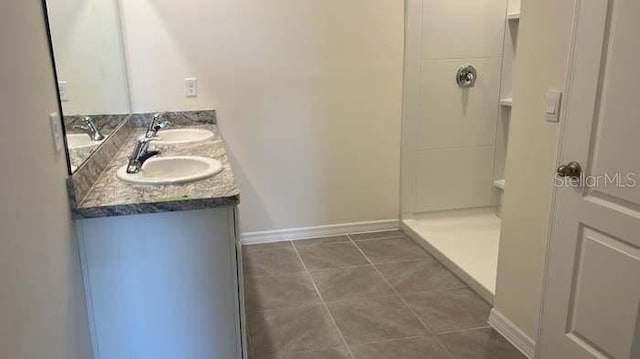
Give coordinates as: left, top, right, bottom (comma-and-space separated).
245, 272, 321, 312
437, 328, 526, 359
297, 242, 368, 271
402, 288, 491, 334
376, 259, 466, 294
249, 305, 343, 356
356, 237, 428, 263
327, 296, 427, 345
350, 336, 452, 359
243, 246, 306, 276
310, 266, 395, 302
244, 241, 293, 253
256, 347, 351, 359
293, 235, 350, 247
248, 334, 256, 359
349, 230, 406, 241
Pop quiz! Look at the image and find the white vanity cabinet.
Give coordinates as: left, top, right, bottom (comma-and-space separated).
75, 207, 246, 359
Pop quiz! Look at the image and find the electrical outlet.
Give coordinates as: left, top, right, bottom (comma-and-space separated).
58, 81, 68, 102
49, 112, 63, 154
185, 77, 198, 97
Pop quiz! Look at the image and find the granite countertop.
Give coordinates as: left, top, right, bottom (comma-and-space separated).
72, 124, 240, 219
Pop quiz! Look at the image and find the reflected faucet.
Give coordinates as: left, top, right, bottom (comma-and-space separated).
126, 137, 160, 174
145, 113, 170, 138
74, 116, 104, 141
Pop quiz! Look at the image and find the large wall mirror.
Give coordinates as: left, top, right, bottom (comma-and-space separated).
45, 0, 131, 172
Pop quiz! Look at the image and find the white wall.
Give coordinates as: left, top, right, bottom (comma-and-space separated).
0, 2, 92, 359
47, 0, 130, 115
494, 0, 577, 340
402, 0, 507, 214
119, 0, 405, 233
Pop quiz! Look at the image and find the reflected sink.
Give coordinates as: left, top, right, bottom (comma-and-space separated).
153, 128, 215, 146
116, 156, 223, 185
67, 133, 104, 149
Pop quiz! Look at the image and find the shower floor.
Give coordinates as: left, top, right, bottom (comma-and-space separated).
402, 207, 501, 303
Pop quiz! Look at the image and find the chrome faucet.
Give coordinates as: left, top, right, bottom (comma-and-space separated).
145, 113, 170, 138
126, 137, 161, 174
74, 116, 104, 141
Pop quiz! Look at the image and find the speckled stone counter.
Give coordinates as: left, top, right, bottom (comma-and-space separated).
71, 124, 240, 219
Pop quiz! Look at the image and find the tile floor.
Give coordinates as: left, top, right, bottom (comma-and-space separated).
242, 230, 526, 359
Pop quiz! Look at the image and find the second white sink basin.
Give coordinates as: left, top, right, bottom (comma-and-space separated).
154, 128, 215, 146
116, 156, 223, 185
67, 133, 104, 149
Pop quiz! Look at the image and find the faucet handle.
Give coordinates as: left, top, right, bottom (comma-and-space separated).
154, 120, 170, 131
73, 116, 92, 130
127, 136, 161, 174
146, 113, 170, 138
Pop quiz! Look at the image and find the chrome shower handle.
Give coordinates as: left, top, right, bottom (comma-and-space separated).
456, 65, 478, 88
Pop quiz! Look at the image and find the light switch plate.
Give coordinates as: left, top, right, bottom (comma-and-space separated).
545, 90, 563, 122
185, 77, 198, 97
49, 112, 63, 154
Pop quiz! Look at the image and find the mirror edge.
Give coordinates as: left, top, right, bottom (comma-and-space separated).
40, 0, 73, 176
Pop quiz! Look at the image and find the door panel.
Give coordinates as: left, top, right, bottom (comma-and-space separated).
538, 0, 640, 358
588, 0, 640, 206
567, 227, 640, 359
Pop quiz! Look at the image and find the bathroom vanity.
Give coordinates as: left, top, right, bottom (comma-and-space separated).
67, 112, 246, 359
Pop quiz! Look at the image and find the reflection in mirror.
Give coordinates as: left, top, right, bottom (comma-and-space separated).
45, 0, 131, 172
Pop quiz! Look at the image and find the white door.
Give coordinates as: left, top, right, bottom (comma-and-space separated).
538, 0, 640, 358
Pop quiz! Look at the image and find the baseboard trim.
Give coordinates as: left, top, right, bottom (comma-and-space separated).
240, 219, 400, 245
488, 308, 536, 359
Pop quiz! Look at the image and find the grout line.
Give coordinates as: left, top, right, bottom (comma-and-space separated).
433, 336, 457, 359
290, 243, 357, 359
347, 234, 435, 336
292, 241, 351, 248
306, 264, 373, 274
346, 334, 432, 347
433, 324, 492, 336
349, 236, 454, 359
349, 236, 489, 358
322, 294, 400, 305
243, 270, 307, 279
429, 324, 494, 359
244, 301, 327, 316
347, 233, 456, 359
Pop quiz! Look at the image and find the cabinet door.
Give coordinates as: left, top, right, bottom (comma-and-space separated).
77, 208, 241, 359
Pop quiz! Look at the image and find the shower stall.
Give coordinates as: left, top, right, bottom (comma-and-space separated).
400, 0, 521, 303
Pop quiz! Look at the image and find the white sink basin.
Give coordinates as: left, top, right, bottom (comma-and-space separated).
67, 133, 104, 149
153, 128, 215, 146
116, 156, 223, 185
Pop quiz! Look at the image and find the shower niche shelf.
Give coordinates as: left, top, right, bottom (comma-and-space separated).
507, 13, 521, 21
494, 2, 520, 210
500, 98, 513, 107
